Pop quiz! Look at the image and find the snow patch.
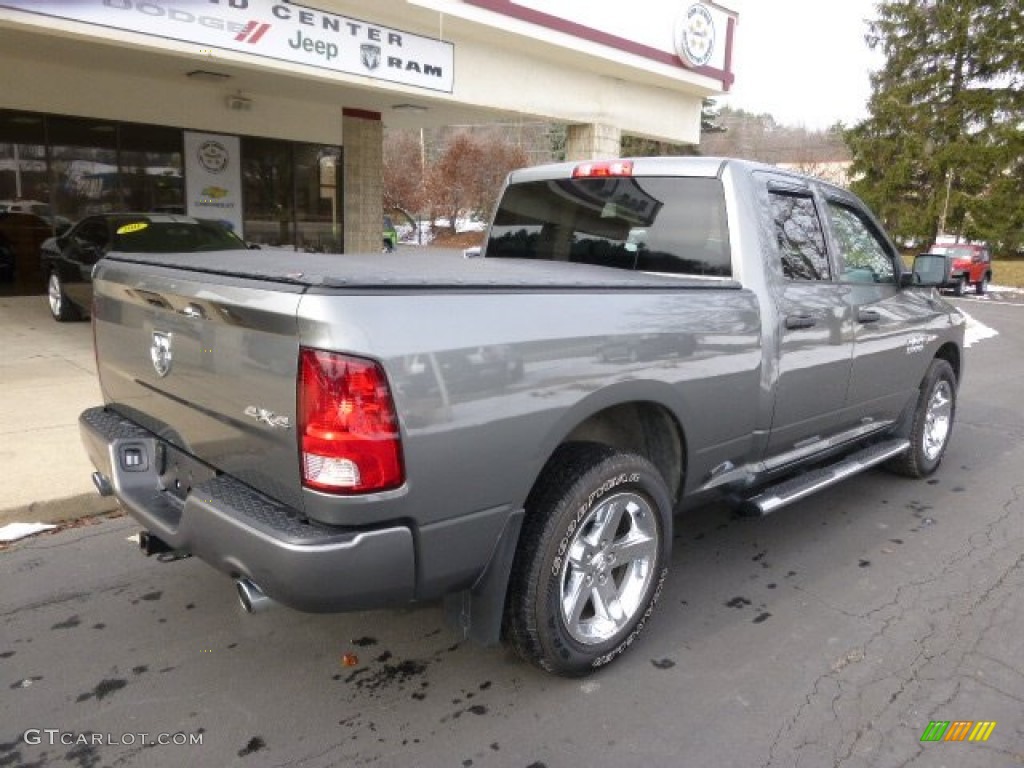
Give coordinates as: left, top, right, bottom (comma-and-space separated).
959, 308, 999, 348
0, 522, 56, 543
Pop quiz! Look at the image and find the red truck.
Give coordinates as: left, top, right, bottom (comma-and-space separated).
929, 240, 993, 296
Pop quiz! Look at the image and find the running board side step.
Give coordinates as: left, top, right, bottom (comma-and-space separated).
740, 439, 910, 516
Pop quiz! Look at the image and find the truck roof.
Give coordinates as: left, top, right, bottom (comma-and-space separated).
506, 156, 849, 198
507, 156, 729, 184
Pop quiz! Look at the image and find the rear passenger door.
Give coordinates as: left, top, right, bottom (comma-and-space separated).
762, 178, 856, 456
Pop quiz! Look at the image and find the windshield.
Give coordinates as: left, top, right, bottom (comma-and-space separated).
944, 246, 976, 259
485, 176, 731, 277
113, 219, 247, 253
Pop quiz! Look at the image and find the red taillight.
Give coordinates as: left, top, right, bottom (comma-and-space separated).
298, 348, 404, 494
572, 160, 633, 178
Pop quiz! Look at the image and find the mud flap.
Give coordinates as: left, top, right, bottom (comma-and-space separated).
443, 509, 524, 646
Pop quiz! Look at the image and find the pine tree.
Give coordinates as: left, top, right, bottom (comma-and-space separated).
846, 0, 1024, 254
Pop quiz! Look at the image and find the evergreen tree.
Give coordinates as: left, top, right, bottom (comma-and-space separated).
846, 0, 1024, 254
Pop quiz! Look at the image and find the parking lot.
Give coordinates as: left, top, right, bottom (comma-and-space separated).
1, 295, 1022, 767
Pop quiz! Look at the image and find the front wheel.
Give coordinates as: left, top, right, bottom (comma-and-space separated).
975, 275, 989, 295
503, 443, 672, 676
886, 359, 956, 478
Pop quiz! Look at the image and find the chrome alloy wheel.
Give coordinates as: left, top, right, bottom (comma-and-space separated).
923, 380, 953, 461
559, 491, 659, 645
48, 273, 63, 318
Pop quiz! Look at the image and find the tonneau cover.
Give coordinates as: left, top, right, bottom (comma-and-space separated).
103, 249, 740, 291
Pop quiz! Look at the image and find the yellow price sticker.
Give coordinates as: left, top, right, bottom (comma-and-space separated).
116, 222, 149, 235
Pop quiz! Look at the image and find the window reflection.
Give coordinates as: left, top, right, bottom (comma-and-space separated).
487, 177, 731, 277
769, 192, 830, 280
295, 145, 341, 253
242, 139, 341, 252
827, 202, 895, 284
119, 124, 184, 214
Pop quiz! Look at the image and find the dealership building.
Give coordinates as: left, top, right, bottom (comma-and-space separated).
0, 0, 736, 295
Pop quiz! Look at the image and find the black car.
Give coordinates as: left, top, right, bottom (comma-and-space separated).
40, 213, 249, 321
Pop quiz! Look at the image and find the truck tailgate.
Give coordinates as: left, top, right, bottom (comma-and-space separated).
92, 259, 306, 511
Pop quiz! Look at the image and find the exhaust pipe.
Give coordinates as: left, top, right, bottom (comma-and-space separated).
92, 471, 113, 497
139, 531, 173, 556
236, 579, 273, 614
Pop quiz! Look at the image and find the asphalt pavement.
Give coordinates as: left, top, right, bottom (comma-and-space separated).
0, 293, 1021, 766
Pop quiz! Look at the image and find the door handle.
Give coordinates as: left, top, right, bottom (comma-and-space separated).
857, 309, 881, 324
785, 313, 817, 330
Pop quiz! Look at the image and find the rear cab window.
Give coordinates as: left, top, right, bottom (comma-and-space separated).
484, 176, 732, 278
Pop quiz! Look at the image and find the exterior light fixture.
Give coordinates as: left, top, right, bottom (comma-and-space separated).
187, 70, 232, 82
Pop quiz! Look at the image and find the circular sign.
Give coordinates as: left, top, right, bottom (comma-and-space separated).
675, 3, 716, 68
196, 140, 229, 174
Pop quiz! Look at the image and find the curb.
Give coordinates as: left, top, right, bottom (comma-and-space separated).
0, 493, 120, 529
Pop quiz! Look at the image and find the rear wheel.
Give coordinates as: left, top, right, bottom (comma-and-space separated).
975, 275, 989, 295
48, 271, 80, 322
886, 359, 956, 478
952, 275, 967, 297
503, 442, 672, 676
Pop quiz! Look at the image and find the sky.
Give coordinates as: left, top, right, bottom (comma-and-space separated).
717, 0, 885, 129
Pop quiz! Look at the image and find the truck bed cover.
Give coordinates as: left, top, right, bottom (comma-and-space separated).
103, 249, 740, 291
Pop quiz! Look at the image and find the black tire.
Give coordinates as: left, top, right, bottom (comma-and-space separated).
886, 359, 956, 478
503, 442, 672, 676
975, 275, 989, 295
952, 275, 967, 297
47, 271, 81, 322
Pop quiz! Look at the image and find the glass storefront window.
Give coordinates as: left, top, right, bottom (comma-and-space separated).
0, 112, 48, 206
48, 116, 119, 220
241, 139, 341, 251
0, 111, 53, 294
241, 137, 294, 248
295, 145, 341, 253
1, 109, 347, 297
120, 124, 184, 214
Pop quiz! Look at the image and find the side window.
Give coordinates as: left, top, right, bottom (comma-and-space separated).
769, 192, 830, 280
826, 202, 895, 284
74, 219, 109, 250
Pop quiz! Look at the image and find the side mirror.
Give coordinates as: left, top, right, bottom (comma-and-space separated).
902, 253, 950, 287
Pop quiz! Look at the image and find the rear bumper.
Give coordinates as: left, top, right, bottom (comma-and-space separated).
79, 406, 416, 612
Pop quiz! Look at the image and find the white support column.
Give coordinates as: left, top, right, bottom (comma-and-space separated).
342, 108, 384, 254
565, 123, 622, 161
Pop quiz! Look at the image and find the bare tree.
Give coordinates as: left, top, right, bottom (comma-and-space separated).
383, 129, 427, 220
422, 131, 527, 232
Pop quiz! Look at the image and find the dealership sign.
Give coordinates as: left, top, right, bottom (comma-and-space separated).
0, 0, 454, 93
674, 4, 715, 68
463, 0, 731, 73
183, 131, 243, 233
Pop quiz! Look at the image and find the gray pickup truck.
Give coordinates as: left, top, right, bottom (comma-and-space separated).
80, 157, 964, 676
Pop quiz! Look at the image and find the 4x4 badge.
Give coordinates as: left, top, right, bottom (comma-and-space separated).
151, 331, 173, 377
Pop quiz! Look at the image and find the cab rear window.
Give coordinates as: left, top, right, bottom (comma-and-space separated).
484, 177, 731, 277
